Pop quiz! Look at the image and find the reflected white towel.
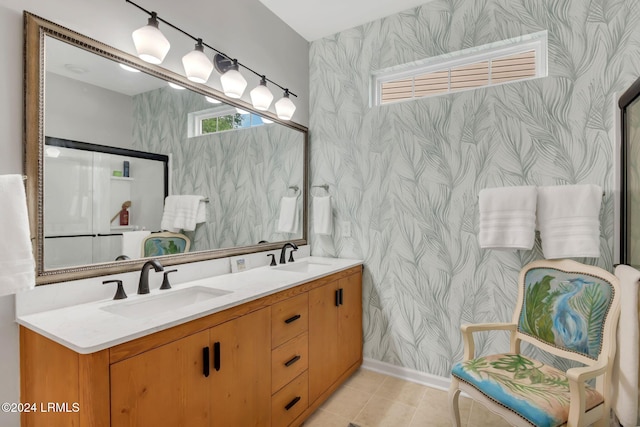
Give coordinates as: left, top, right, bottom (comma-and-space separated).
613, 264, 639, 427
313, 196, 332, 235
277, 196, 299, 233
160, 195, 205, 232
478, 186, 537, 250
537, 185, 601, 259
121, 230, 151, 259
0, 175, 35, 296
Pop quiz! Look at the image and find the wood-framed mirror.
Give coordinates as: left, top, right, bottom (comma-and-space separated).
24, 12, 308, 285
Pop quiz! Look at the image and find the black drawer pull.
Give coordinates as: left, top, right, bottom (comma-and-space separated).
284, 355, 301, 367
338, 288, 344, 305
202, 347, 210, 377
335, 289, 340, 307
213, 342, 221, 371
285, 396, 301, 411
284, 314, 301, 324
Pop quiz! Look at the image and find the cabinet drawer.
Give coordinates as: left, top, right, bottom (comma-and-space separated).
271, 293, 308, 348
272, 332, 308, 394
272, 371, 308, 427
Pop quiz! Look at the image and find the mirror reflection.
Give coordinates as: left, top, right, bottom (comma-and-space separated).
43, 36, 304, 270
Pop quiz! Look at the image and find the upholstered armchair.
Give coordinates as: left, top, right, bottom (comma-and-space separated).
449, 259, 621, 427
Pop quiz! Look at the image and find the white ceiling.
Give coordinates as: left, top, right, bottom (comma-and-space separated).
258, 0, 433, 41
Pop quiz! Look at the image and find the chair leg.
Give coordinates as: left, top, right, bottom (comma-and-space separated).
449, 380, 463, 427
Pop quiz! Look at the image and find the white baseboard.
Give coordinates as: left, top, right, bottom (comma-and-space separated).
361, 357, 452, 392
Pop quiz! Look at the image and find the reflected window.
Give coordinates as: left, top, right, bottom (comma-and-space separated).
189, 106, 271, 137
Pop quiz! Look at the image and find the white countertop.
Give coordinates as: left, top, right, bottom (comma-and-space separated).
16, 257, 362, 354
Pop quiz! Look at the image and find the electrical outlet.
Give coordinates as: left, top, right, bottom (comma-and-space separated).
341, 221, 351, 237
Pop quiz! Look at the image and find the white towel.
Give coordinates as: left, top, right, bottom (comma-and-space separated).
313, 195, 333, 235
478, 186, 537, 250
537, 185, 601, 259
613, 264, 640, 427
0, 175, 35, 296
277, 196, 299, 234
160, 195, 206, 232
120, 230, 151, 259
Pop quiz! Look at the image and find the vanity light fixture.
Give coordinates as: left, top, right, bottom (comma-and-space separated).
250, 76, 274, 111
131, 11, 170, 65
168, 82, 185, 90
126, 0, 297, 116
182, 39, 214, 83
275, 90, 296, 120
219, 59, 247, 98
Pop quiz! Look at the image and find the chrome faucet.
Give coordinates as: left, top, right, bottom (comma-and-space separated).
138, 259, 164, 294
279, 242, 298, 264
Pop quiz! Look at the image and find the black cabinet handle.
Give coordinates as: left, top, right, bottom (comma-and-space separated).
335, 289, 340, 307
213, 342, 221, 371
284, 314, 301, 324
338, 288, 344, 305
202, 347, 210, 377
284, 355, 301, 367
285, 396, 301, 411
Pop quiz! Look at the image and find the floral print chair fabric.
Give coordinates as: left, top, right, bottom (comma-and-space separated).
449, 259, 620, 427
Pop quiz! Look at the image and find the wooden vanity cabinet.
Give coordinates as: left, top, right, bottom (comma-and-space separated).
110, 308, 271, 427
308, 271, 363, 403
20, 265, 362, 427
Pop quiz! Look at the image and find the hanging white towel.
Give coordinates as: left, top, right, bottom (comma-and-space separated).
313, 195, 332, 235
537, 185, 601, 259
0, 175, 35, 296
277, 196, 299, 234
160, 195, 205, 232
478, 186, 537, 250
612, 264, 639, 427
120, 230, 151, 259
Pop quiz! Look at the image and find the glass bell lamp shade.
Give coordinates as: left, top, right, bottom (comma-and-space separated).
275, 91, 296, 120
220, 67, 247, 99
182, 41, 213, 83
132, 14, 170, 65
205, 96, 221, 104
250, 79, 274, 111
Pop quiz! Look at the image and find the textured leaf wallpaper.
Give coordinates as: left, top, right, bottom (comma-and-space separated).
132, 88, 304, 251
309, 0, 640, 376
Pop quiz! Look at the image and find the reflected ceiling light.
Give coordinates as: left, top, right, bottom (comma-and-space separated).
45, 147, 61, 158
250, 76, 274, 111
119, 63, 141, 73
132, 11, 170, 65
235, 108, 249, 115
219, 58, 247, 99
262, 118, 273, 124
182, 39, 213, 83
168, 82, 185, 90
64, 64, 88, 74
275, 90, 296, 120
205, 96, 221, 104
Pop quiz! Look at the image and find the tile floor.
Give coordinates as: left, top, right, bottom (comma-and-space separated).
303, 368, 512, 427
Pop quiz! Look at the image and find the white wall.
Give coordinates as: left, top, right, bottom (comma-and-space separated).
0, 1, 308, 425
45, 73, 134, 148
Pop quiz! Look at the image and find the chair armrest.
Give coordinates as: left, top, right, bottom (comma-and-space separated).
565, 358, 609, 422
566, 358, 608, 383
460, 323, 517, 361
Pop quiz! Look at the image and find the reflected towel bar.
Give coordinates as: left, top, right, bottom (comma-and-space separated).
202, 198, 209, 203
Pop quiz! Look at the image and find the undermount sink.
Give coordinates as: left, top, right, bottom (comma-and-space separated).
101, 286, 232, 319
273, 260, 332, 273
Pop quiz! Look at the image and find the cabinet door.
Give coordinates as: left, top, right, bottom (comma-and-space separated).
210, 308, 271, 427
337, 271, 363, 374
308, 280, 340, 403
110, 330, 210, 427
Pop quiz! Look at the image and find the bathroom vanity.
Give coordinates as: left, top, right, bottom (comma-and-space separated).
18, 259, 362, 427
